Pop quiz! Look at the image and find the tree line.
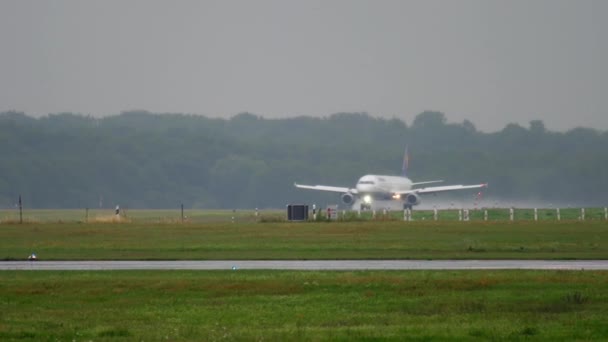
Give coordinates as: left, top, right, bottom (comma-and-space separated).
0, 110, 606, 208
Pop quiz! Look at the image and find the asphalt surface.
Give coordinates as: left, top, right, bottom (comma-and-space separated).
2, 260, 608, 271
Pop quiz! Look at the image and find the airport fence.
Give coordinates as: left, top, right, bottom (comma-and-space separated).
314, 207, 608, 222
1, 207, 607, 224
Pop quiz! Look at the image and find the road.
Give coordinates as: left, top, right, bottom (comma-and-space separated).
2, 260, 608, 270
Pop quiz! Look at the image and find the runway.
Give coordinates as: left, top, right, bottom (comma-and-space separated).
2, 260, 608, 271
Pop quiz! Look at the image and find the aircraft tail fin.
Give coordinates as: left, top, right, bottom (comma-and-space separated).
401, 146, 409, 177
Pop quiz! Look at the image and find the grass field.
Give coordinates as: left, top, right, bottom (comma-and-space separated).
1, 207, 607, 223
0, 209, 265, 224
1, 220, 607, 260
1, 270, 607, 340
2, 211, 608, 340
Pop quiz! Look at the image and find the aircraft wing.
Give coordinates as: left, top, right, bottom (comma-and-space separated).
396, 183, 487, 195
294, 183, 358, 194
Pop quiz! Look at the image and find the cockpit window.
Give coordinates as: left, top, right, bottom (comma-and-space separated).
358, 180, 375, 185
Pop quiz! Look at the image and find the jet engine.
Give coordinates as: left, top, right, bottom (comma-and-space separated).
405, 193, 421, 206
341, 192, 355, 205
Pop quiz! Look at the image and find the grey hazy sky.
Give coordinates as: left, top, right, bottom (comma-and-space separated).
1, 0, 606, 131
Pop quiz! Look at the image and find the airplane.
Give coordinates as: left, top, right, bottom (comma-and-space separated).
294, 148, 487, 210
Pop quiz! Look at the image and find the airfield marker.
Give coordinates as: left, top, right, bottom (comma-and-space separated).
463, 209, 470, 221
458, 209, 462, 221
433, 208, 438, 221
484, 209, 488, 221
534, 208, 538, 221
557, 208, 561, 221
509, 208, 514, 221
581, 208, 585, 221
403, 209, 410, 221
605, 207, 607, 220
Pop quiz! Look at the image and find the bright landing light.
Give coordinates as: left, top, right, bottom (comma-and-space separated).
363, 195, 372, 204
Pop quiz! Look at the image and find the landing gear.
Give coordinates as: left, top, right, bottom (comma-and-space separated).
360, 203, 371, 211
403, 203, 413, 210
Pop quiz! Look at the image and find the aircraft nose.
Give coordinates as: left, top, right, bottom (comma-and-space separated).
357, 184, 373, 192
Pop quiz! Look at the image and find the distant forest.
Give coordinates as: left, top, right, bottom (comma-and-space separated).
1, 110, 607, 209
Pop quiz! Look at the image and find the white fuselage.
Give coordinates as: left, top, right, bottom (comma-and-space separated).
356, 174, 413, 196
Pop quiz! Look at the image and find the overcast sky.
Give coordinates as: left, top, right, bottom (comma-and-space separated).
1, 0, 606, 132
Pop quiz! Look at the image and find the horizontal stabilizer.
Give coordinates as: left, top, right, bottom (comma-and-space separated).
396, 183, 487, 195
411, 180, 443, 187
294, 183, 358, 194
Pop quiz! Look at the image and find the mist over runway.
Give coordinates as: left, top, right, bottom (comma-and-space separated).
2, 260, 608, 271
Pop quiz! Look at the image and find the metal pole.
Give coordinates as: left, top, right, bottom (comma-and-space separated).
19, 195, 22, 224
556, 208, 560, 221
433, 208, 438, 221
534, 208, 538, 221
581, 208, 585, 221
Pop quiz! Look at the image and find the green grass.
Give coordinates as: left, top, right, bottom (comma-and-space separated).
0, 208, 266, 224
1, 220, 607, 260
1, 270, 607, 340
2, 207, 606, 223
